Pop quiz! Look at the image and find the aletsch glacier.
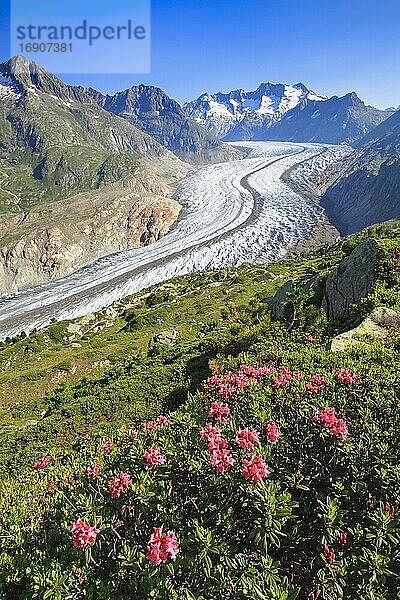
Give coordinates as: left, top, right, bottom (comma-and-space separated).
0, 142, 352, 339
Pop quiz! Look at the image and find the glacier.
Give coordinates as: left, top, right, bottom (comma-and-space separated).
0, 141, 351, 340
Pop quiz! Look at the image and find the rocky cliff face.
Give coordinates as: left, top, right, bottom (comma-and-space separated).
0, 166, 183, 294
321, 108, 400, 234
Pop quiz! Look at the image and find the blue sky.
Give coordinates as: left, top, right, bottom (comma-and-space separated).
1, 0, 399, 108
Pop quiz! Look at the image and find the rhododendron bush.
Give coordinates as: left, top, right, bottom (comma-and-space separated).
0, 321, 399, 599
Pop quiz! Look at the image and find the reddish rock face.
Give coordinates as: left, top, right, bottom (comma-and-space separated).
0, 172, 181, 294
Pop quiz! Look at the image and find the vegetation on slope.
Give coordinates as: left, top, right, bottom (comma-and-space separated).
0, 224, 399, 599
0, 56, 180, 214
0, 251, 340, 472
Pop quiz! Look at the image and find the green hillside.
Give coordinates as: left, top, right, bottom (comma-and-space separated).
0, 56, 178, 214
0, 224, 399, 599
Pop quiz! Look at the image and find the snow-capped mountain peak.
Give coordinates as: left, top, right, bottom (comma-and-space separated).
183, 81, 387, 144
183, 82, 327, 138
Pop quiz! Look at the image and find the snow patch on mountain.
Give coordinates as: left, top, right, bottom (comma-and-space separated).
184, 82, 327, 138
0, 74, 20, 99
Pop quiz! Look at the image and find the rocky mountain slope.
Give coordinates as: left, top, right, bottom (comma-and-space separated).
0, 56, 185, 208
321, 108, 400, 233
0, 56, 189, 293
0, 166, 182, 292
184, 82, 388, 145
85, 84, 241, 164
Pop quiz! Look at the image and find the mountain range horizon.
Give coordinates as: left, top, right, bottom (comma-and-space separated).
3, 54, 388, 109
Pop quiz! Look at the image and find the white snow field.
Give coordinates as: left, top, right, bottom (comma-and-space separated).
0, 141, 349, 339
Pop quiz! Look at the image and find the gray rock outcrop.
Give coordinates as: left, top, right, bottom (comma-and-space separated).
330, 306, 400, 351
153, 329, 180, 345
322, 238, 380, 320
267, 237, 381, 322
268, 275, 322, 319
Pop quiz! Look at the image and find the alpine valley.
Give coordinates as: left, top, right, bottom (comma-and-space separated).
0, 46, 400, 600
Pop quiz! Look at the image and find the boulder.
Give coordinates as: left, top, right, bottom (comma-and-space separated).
268, 280, 296, 319
330, 306, 400, 352
153, 329, 180, 345
322, 238, 380, 320
267, 275, 322, 319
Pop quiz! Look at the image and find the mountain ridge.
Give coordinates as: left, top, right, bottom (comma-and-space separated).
321, 107, 400, 233
82, 83, 242, 164
184, 82, 389, 145
0, 56, 189, 293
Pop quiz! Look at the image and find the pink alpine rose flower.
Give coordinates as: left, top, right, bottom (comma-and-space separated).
199, 422, 221, 442
70, 518, 99, 550
305, 382, 319, 394
336, 532, 347, 547
109, 473, 131, 498
86, 463, 100, 478
146, 526, 179, 565
241, 453, 269, 482
124, 428, 138, 441
235, 428, 260, 450
336, 368, 358, 384
384, 502, 395, 518
208, 401, 230, 424
155, 415, 171, 427
265, 424, 280, 444
313, 407, 348, 440
143, 446, 166, 469
210, 446, 234, 474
